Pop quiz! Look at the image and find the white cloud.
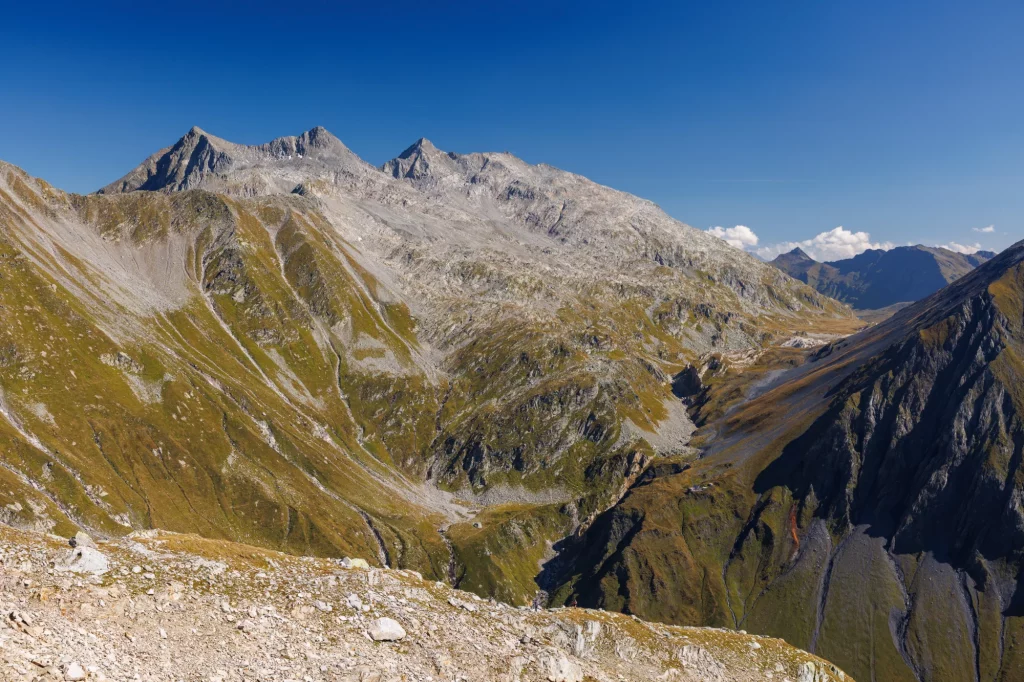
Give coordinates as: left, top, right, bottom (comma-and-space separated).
972, 225, 995, 233
755, 226, 895, 262
938, 241, 982, 255
706, 225, 759, 250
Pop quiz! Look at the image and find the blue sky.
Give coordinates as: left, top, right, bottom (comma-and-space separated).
1, 0, 1021, 259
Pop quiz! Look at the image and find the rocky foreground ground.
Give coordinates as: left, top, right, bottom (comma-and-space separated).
0, 524, 848, 682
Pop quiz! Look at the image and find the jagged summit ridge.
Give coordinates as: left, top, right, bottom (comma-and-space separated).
378, 136, 814, 292
251, 124, 350, 158
98, 125, 366, 196
96, 128, 845, 319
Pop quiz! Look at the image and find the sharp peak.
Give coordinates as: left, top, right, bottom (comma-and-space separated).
398, 137, 441, 157
787, 247, 812, 258
176, 125, 233, 149
393, 138, 535, 165
183, 125, 224, 140
297, 125, 342, 144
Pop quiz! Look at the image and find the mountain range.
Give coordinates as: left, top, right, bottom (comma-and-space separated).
770, 245, 996, 310
0, 125, 847, 595
1, 125, 1022, 681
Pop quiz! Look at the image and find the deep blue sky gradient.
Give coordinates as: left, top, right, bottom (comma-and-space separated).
1, 0, 1021, 252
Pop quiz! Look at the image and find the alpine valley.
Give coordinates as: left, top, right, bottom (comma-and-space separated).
1, 125, 1021, 682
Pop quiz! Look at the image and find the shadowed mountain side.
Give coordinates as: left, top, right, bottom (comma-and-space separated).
548, 241, 1024, 682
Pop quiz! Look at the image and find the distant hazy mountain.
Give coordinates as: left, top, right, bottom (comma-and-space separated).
770, 245, 996, 309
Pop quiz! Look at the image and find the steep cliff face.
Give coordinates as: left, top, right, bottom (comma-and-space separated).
551, 243, 1024, 682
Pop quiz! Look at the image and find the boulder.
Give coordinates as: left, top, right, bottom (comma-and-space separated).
64, 662, 86, 681
369, 617, 406, 641
60, 546, 109, 575
341, 556, 371, 570
72, 531, 97, 549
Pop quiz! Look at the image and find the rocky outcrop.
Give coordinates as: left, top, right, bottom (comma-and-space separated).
0, 524, 849, 682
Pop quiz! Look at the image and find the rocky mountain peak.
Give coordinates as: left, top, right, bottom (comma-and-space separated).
410, 137, 438, 152
254, 125, 352, 162
382, 137, 456, 181
179, 125, 237, 150
293, 125, 347, 152
304, 124, 331, 140
772, 247, 816, 269
98, 125, 367, 196
96, 126, 237, 194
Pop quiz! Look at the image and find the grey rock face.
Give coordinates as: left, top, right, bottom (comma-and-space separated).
98, 125, 369, 196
